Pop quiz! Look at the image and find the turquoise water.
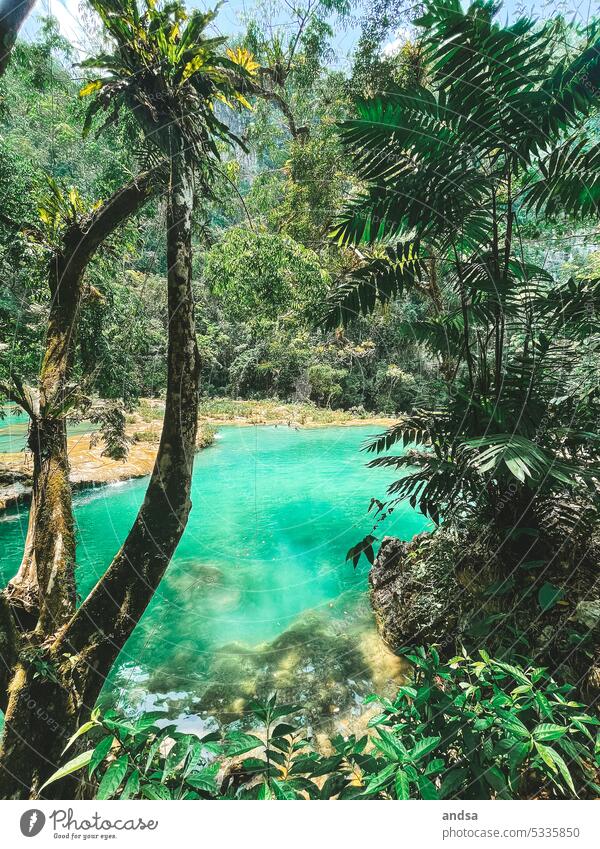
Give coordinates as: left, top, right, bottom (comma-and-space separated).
0, 405, 95, 453
0, 425, 428, 731
0, 405, 28, 452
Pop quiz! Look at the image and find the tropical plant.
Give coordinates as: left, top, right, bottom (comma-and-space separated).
0, 0, 255, 800
41, 649, 600, 800
325, 0, 600, 539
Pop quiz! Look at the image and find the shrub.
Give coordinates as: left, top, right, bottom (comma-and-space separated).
41, 649, 600, 800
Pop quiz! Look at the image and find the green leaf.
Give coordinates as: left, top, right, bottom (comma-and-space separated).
39, 749, 94, 791
142, 782, 171, 800
89, 735, 114, 776
363, 763, 397, 795
535, 742, 558, 773
373, 729, 405, 761
546, 748, 577, 795
416, 775, 439, 799
97, 755, 128, 800
271, 778, 297, 799
224, 732, 262, 756
120, 769, 140, 800
538, 582, 564, 612
408, 736, 441, 762
62, 720, 98, 754
423, 758, 445, 776
272, 723, 296, 738
185, 762, 219, 795
485, 766, 510, 798
257, 781, 273, 800
439, 768, 468, 799
134, 712, 166, 733
395, 769, 411, 799
533, 723, 568, 742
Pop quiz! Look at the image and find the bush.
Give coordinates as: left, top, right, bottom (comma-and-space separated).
42, 648, 600, 800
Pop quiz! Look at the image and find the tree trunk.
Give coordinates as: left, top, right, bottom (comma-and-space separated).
0, 0, 36, 77
0, 171, 162, 798
6, 259, 82, 634
0, 155, 199, 799
53, 145, 200, 713
4, 171, 160, 627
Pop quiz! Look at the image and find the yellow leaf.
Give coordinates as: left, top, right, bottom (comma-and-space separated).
235, 92, 253, 110
226, 46, 259, 76
181, 51, 207, 84
214, 92, 234, 109
79, 79, 103, 98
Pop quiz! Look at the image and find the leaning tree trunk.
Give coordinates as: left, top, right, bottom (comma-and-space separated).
6, 256, 82, 634
0, 171, 162, 798
0, 0, 36, 77
0, 151, 199, 799
5, 171, 160, 629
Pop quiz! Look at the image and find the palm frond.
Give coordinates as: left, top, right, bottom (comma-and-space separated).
322, 241, 423, 329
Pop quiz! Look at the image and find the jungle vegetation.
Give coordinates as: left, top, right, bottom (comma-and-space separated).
0, 0, 599, 800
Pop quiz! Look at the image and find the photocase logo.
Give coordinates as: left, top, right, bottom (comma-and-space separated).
20, 810, 46, 837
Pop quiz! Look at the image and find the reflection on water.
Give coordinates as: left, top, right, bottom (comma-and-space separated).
0, 405, 28, 453
0, 425, 429, 734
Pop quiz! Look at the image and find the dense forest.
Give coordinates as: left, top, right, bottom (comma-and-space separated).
0, 0, 599, 801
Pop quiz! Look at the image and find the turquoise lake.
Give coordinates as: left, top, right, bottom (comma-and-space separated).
0, 405, 95, 453
0, 425, 428, 733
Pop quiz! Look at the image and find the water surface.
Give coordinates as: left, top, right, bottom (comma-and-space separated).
0, 425, 428, 733
0, 405, 95, 453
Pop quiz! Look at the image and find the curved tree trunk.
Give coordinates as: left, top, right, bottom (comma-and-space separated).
5, 171, 160, 628
53, 144, 200, 712
0, 153, 199, 799
0, 0, 36, 77
0, 171, 162, 798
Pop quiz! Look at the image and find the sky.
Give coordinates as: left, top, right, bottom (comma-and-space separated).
19, 0, 600, 63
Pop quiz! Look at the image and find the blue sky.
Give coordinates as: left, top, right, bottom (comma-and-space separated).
22, 0, 599, 62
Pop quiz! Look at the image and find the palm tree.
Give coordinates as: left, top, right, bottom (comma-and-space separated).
0, 0, 253, 799
325, 0, 600, 538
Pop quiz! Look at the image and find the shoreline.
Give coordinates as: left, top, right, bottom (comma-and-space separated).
0, 402, 397, 511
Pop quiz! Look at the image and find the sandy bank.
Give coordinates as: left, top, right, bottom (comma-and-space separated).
0, 401, 395, 510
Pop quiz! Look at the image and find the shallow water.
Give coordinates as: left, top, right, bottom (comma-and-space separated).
0, 405, 95, 453
0, 425, 428, 733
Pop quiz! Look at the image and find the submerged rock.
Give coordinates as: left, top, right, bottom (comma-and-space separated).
119, 593, 407, 736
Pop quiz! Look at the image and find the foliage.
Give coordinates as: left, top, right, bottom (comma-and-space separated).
327, 0, 600, 540
80, 0, 254, 166
41, 648, 600, 800
201, 227, 329, 323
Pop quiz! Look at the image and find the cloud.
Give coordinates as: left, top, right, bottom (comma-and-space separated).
381, 26, 412, 58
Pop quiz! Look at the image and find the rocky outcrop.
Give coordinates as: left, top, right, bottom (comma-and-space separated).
369, 528, 600, 697
369, 534, 453, 651
368, 532, 501, 652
